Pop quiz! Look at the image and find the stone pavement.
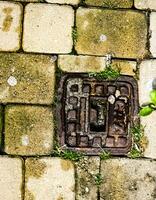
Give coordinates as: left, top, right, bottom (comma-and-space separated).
0, 0, 156, 200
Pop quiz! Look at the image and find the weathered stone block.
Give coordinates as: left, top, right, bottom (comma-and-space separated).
135, 0, 156, 10
0, 156, 22, 200
0, 1, 22, 51
141, 112, 156, 159
0, 53, 55, 104
5, 105, 54, 155
85, 0, 133, 8
150, 12, 156, 57
112, 60, 137, 76
76, 8, 148, 59
100, 158, 156, 200
139, 60, 156, 105
25, 158, 75, 200
23, 3, 74, 53
58, 55, 106, 72
139, 60, 156, 159
45, 0, 80, 5
76, 157, 100, 200
58, 55, 137, 76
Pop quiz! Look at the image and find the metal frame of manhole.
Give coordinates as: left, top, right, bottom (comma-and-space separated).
56, 73, 139, 155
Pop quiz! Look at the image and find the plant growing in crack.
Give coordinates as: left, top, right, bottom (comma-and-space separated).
53, 144, 84, 162
94, 173, 103, 186
128, 124, 148, 159
89, 64, 120, 80
72, 26, 78, 45
53, 144, 103, 186
100, 150, 111, 160
139, 78, 156, 117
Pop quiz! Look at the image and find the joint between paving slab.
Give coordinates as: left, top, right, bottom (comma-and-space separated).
21, 157, 26, 200
20, 3, 26, 53
0, 105, 5, 153
97, 158, 101, 200
69, 7, 78, 55
2, 102, 53, 108
74, 162, 78, 200
146, 10, 153, 58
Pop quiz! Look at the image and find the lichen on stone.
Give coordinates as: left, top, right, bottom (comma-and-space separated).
85, 0, 133, 8
5, 105, 54, 155
76, 8, 148, 59
25, 158, 47, 180
0, 53, 55, 104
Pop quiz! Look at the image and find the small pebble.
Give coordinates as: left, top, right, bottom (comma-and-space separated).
108, 95, 115, 104
7, 76, 17, 87
21, 135, 29, 146
115, 90, 121, 97
85, 187, 89, 193
100, 34, 107, 42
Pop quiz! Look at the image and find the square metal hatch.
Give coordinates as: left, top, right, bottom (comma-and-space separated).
56, 74, 138, 155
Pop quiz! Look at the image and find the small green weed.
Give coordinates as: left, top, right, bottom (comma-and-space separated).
72, 26, 78, 45
100, 150, 111, 160
53, 145, 84, 162
128, 145, 142, 159
89, 65, 120, 80
131, 124, 144, 143
128, 124, 146, 159
94, 173, 103, 186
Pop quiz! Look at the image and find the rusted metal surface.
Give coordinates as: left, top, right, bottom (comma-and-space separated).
57, 74, 139, 155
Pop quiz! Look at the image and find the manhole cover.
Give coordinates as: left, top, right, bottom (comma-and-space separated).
57, 74, 138, 155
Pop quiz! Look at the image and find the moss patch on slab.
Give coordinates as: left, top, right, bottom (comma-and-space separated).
76, 8, 148, 59
0, 53, 55, 104
5, 105, 54, 155
25, 158, 47, 180
25, 158, 47, 200
85, 0, 133, 8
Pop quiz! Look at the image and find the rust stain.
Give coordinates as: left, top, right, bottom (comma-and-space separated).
60, 160, 73, 171
2, 7, 13, 32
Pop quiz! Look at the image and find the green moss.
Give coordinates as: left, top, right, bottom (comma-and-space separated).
89, 64, 120, 80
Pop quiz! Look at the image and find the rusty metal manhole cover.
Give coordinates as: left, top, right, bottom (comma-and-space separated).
57, 74, 138, 155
